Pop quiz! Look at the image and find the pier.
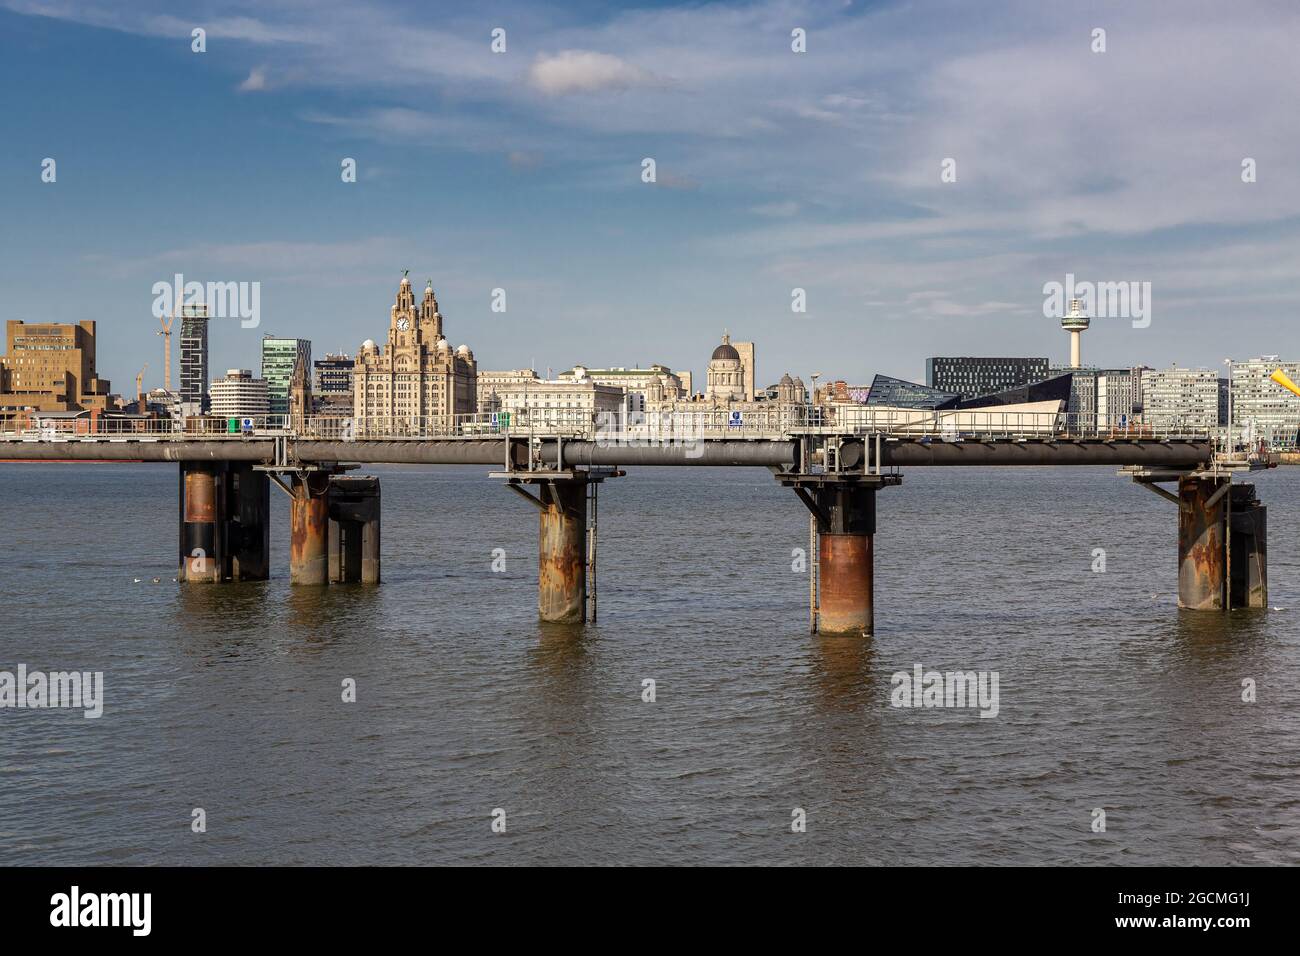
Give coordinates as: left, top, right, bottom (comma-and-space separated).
1, 411, 1275, 633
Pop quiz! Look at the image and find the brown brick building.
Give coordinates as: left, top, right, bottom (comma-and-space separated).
0, 320, 112, 421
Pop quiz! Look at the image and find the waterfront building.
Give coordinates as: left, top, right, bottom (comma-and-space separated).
313, 352, 354, 417
925, 356, 1050, 400
354, 274, 477, 431
1096, 367, 1147, 429
178, 305, 210, 414
261, 336, 312, 417
705, 332, 749, 403
1232, 356, 1300, 449
209, 369, 269, 420
488, 374, 624, 432
1139, 366, 1220, 432
556, 364, 686, 411
865, 374, 961, 409
477, 369, 541, 413
0, 320, 112, 421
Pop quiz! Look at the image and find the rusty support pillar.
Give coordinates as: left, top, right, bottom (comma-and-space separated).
179, 461, 224, 583
538, 477, 588, 623
227, 464, 270, 581
1228, 483, 1267, 608
328, 476, 381, 585
815, 484, 877, 635
289, 472, 331, 586
1177, 475, 1228, 610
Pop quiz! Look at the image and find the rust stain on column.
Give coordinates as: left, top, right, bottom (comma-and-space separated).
538, 480, 586, 623
1178, 476, 1225, 611
290, 474, 330, 586
818, 532, 873, 635
180, 465, 221, 583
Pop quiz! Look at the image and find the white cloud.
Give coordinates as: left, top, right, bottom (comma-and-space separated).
237, 66, 267, 92
526, 50, 656, 96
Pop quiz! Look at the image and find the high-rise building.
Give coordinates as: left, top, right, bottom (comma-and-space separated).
179, 305, 210, 414
209, 369, 269, 419
1139, 366, 1220, 432
261, 336, 311, 417
925, 357, 1050, 399
0, 320, 112, 421
313, 352, 354, 416
354, 274, 477, 432
1232, 357, 1300, 449
1096, 367, 1147, 428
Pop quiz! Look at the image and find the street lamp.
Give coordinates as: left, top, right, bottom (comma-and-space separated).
810, 372, 821, 426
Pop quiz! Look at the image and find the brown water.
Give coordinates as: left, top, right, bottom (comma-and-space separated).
1, 463, 1297, 865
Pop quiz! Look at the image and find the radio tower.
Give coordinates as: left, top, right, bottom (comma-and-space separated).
1061, 297, 1090, 369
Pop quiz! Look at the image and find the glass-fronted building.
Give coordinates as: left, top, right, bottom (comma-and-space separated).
261, 336, 312, 417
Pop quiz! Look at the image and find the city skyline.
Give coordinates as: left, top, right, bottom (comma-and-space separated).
3, 0, 1298, 392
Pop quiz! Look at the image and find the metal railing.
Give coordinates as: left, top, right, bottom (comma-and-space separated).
0, 406, 1216, 443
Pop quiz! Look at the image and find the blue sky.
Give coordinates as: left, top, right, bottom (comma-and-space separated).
2, 0, 1297, 392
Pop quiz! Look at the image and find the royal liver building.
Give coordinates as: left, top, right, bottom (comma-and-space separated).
354, 273, 477, 434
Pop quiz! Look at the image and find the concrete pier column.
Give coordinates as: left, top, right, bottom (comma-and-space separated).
227, 465, 270, 581
538, 477, 587, 623
1229, 483, 1267, 609
179, 461, 224, 583
328, 476, 381, 585
1177, 476, 1227, 610
289, 472, 331, 586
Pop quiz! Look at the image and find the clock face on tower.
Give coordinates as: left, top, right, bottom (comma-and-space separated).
396, 317, 410, 332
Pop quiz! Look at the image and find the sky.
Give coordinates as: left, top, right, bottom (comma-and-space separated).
1, 0, 1297, 393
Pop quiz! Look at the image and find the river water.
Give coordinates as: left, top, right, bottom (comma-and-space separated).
1, 462, 1297, 865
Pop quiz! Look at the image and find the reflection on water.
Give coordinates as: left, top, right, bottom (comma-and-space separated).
2, 462, 1298, 865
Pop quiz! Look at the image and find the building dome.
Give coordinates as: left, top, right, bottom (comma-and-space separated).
780, 372, 794, 385
712, 342, 740, 361
362, 339, 376, 350
456, 344, 470, 354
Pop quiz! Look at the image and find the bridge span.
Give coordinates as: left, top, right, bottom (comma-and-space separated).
0, 424, 1271, 634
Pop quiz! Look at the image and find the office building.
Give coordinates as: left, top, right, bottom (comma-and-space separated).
0, 320, 112, 421
261, 336, 312, 417
354, 274, 477, 431
313, 352, 354, 416
1139, 366, 1220, 431
925, 357, 1050, 400
1232, 357, 1300, 449
556, 364, 686, 412
209, 369, 269, 419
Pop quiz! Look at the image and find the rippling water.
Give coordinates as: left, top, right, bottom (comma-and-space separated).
1, 462, 1297, 865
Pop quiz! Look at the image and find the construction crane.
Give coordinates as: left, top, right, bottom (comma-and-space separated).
136, 364, 148, 407
157, 308, 175, 391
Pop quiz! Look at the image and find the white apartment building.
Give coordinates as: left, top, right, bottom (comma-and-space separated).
209, 369, 269, 419
1231, 356, 1300, 449
1139, 366, 1221, 432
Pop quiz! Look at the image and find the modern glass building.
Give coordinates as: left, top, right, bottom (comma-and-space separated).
925, 356, 1050, 400
261, 336, 312, 417
865, 374, 961, 409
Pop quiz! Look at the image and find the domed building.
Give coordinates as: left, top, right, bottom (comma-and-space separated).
705, 332, 748, 404
354, 273, 477, 434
